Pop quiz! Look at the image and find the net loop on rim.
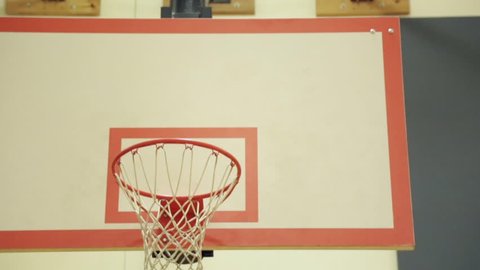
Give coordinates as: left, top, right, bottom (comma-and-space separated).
111, 139, 241, 270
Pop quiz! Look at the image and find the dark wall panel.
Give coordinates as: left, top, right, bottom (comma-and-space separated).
399, 17, 480, 269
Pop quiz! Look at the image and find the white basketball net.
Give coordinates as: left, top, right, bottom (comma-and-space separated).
112, 140, 241, 270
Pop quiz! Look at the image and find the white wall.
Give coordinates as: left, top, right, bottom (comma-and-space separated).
1, 0, 480, 17
72, 0, 480, 18
0, 1, 479, 270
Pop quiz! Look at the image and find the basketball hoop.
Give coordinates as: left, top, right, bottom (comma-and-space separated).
111, 139, 241, 270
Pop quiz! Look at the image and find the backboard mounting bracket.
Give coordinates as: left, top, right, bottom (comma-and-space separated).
162, 0, 254, 15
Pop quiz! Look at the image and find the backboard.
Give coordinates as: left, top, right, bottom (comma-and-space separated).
0, 18, 414, 250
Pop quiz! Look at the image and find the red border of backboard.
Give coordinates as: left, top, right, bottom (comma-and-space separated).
105, 128, 258, 223
0, 17, 414, 250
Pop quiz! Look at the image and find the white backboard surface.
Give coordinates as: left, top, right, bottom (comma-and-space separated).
0, 18, 414, 250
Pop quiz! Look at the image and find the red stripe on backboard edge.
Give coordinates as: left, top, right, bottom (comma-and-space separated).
0, 17, 399, 34
0, 228, 411, 250
0, 230, 143, 250
381, 20, 415, 248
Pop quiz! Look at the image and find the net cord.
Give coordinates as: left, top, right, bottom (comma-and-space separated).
113, 142, 240, 270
